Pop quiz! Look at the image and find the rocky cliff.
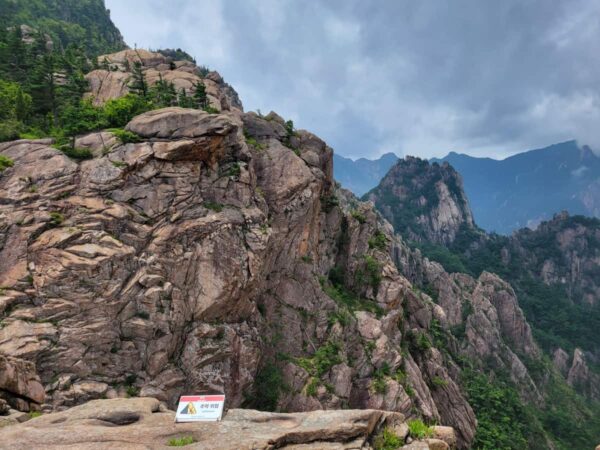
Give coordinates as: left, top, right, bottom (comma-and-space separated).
363, 157, 476, 246
0, 49, 598, 449
0, 98, 480, 446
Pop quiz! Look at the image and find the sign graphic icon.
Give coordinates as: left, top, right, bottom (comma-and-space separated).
175, 395, 225, 423
180, 402, 197, 415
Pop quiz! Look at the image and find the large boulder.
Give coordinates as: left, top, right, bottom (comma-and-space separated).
126, 107, 237, 140
0, 355, 45, 410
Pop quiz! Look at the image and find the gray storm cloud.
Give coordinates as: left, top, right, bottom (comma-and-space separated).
105, 0, 600, 159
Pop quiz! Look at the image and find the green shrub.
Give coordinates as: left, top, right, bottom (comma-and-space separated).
372, 376, 387, 394
204, 201, 223, 212
431, 376, 448, 388
408, 331, 432, 354
245, 362, 285, 411
322, 282, 384, 317
351, 210, 367, 224
393, 369, 407, 384
0, 155, 14, 172
305, 377, 319, 397
407, 419, 432, 439
103, 94, 151, 128
108, 128, 141, 143
125, 385, 139, 398
320, 194, 339, 213
363, 256, 382, 292
59, 145, 93, 160
368, 230, 388, 250
327, 310, 351, 327
28, 411, 42, 419
462, 369, 530, 449
167, 436, 195, 447
49, 212, 65, 227
373, 427, 404, 450
244, 132, 266, 151
0, 120, 22, 142
111, 160, 128, 168
227, 163, 241, 177
203, 106, 220, 114
296, 341, 342, 377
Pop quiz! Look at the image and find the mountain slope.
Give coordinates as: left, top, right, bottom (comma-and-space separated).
434, 141, 600, 234
0, 0, 126, 56
369, 156, 600, 405
333, 151, 398, 196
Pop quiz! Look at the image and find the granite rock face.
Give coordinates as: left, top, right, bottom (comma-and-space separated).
0, 397, 458, 450
0, 106, 480, 447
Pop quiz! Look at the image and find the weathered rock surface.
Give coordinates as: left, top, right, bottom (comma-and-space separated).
0, 355, 45, 411
0, 397, 449, 449
0, 106, 480, 447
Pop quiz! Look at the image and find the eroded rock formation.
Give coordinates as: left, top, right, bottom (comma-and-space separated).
363, 157, 475, 245
0, 49, 571, 449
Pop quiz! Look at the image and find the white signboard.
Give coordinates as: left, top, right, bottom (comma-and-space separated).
175, 395, 225, 423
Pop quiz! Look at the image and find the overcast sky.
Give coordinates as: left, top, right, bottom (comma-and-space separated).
105, 0, 600, 160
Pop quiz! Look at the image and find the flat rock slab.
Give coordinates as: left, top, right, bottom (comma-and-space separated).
0, 398, 403, 449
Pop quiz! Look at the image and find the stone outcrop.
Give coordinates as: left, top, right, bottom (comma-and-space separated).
552, 347, 600, 401
0, 397, 456, 449
363, 157, 476, 245
86, 49, 242, 113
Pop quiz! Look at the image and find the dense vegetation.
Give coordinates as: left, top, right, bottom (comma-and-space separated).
417, 216, 600, 357
412, 218, 600, 449
0, 3, 215, 152
0, 0, 125, 56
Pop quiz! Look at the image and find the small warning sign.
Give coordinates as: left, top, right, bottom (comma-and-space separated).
175, 395, 225, 423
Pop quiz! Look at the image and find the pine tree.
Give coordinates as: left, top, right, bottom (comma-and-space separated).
167, 82, 177, 106
1, 26, 29, 83
60, 44, 89, 109
29, 52, 58, 125
193, 81, 208, 109
178, 88, 194, 108
14, 87, 30, 122
129, 61, 147, 97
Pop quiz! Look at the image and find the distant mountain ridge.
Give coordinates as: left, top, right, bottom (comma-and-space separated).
333, 152, 399, 196
432, 140, 600, 234
334, 141, 600, 234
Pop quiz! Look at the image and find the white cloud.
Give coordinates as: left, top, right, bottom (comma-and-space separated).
105, 0, 600, 160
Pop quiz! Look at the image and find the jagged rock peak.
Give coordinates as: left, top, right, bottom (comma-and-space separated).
363, 156, 476, 245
